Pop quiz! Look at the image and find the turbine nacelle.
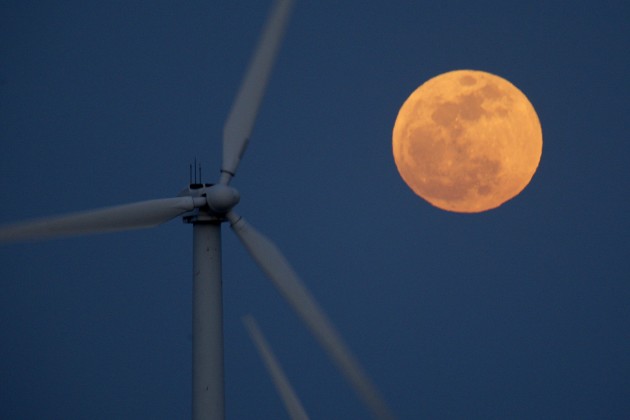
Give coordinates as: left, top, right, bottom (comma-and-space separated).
178, 182, 240, 221
183, 157, 239, 215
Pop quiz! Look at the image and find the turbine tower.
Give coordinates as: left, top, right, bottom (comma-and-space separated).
0, 1, 394, 419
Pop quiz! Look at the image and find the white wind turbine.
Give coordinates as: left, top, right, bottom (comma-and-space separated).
0, 1, 394, 419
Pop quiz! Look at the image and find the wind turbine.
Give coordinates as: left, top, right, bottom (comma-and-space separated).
0, 1, 394, 419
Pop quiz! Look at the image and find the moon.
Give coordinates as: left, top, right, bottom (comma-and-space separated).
392, 70, 542, 213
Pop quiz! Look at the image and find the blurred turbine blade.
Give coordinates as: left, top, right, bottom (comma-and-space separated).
229, 213, 395, 420
243, 315, 310, 420
221, 0, 294, 183
0, 196, 205, 243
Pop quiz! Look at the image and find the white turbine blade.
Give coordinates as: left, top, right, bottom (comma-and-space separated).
221, 0, 294, 183
0, 196, 206, 243
229, 213, 395, 420
243, 315, 310, 420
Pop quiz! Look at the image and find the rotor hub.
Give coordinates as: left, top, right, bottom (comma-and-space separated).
204, 184, 240, 214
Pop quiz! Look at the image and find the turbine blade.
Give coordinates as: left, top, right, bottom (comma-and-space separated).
0, 196, 205, 243
221, 0, 294, 183
229, 213, 395, 420
243, 315, 310, 420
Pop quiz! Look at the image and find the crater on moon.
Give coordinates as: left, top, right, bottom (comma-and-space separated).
392, 70, 542, 213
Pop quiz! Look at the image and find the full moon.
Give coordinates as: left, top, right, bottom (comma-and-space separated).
392, 70, 542, 213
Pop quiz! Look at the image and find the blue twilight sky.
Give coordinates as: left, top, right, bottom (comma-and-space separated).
1, 1, 628, 419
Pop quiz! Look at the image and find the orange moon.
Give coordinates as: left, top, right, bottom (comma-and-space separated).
392, 70, 542, 213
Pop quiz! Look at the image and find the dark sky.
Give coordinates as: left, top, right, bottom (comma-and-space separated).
1, 1, 628, 419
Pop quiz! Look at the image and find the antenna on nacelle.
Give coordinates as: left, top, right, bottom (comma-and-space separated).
190, 158, 203, 187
